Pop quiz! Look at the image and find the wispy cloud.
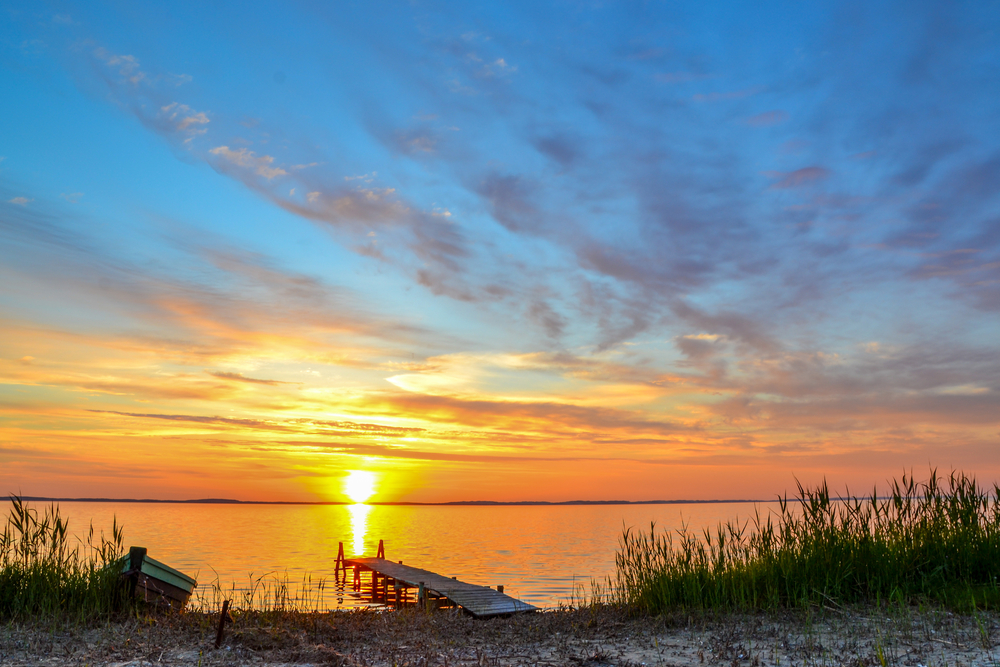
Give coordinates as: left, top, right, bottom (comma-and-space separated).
160, 102, 209, 139
746, 110, 788, 126
209, 371, 293, 386
209, 146, 286, 179
766, 167, 830, 189
654, 71, 707, 83
94, 48, 146, 85
693, 87, 762, 102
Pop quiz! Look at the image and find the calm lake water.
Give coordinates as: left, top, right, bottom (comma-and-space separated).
14, 501, 782, 610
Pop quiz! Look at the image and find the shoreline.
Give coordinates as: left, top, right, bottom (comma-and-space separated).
3, 605, 998, 666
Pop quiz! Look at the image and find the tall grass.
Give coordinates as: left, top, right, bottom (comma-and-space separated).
615, 470, 1000, 612
191, 571, 334, 614
0, 495, 128, 622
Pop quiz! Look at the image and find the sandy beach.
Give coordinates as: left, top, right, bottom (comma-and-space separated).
2, 606, 998, 667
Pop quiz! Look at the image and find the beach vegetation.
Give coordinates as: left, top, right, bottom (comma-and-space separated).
614, 470, 1000, 612
193, 570, 333, 615
0, 495, 128, 621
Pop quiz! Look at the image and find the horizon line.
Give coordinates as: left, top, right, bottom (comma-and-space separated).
11, 495, 779, 506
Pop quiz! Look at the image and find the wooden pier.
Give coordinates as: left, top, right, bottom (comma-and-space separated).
335, 541, 538, 618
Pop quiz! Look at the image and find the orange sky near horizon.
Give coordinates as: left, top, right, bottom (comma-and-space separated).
2, 318, 996, 503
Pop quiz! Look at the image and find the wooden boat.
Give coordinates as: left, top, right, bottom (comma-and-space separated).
120, 546, 197, 609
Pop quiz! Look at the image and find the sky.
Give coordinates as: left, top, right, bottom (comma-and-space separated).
1, 0, 998, 504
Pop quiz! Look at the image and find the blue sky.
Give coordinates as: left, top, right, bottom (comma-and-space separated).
1, 0, 999, 502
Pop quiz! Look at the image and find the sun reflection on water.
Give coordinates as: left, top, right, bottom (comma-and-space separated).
348, 503, 371, 556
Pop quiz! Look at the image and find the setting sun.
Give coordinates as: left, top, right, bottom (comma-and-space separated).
344, 470, 376, 504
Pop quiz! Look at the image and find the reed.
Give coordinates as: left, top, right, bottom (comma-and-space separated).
192, 570, 333, 615
0, 495, 128, 621
614, 470, 1000, 612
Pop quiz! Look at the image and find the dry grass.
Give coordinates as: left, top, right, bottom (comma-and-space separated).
2, 603, 999, 666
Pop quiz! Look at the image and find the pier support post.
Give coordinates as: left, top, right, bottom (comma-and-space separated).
334, 542, 345, 581
418, 581, 426, 610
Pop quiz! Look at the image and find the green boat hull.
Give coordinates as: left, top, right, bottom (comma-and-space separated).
120, 546, 197, 609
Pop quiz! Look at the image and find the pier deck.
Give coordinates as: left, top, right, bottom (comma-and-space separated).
337, 542, 537, 618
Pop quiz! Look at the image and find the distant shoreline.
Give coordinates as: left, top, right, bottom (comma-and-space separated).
13, 496, 777, 506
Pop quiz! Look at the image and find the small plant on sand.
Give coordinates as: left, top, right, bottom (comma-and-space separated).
615, 470, 1000, 612
0, 495, 128, 621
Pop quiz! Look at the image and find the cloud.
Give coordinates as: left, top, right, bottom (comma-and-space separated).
675, 334, 723, 361
446, 78, 477, 95
209, 146, 287, 179
6, 197, 32, 206
59, 193, 84, 203
528, 299, 566, 340
88, 410, 425, 439
692, 87, 762, 102
0, 199, 439, 377
265, 182, 472, 285
89, 410, 296, 431
344, 172, 377, 182
368, 391, 693, 438
476, 173, 542, 233
390, 127, 438, 155
746, 110, 788, 127
94, 48, 146, 85
671, 302, 779, 354
166, 73, 193, 86
767, 167, 830, 189
628, 48, 665, 61
209, 371, 293, 385
476, 57, 516, 78
654, 72, 707, 83
276, 440, 590, 464
160, 102, 209, 138
531, 133, 580, 168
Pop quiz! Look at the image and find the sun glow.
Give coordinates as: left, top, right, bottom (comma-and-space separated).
344, 470, 376, 504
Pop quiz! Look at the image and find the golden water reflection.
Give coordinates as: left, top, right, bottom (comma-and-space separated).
348, 503, 370, 556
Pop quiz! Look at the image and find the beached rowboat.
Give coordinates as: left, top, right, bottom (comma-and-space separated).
121, 546, 197, 609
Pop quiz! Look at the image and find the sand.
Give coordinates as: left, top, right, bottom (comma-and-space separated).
1, 605, 998, 666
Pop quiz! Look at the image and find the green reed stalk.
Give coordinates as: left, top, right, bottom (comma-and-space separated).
0, 495, 128, 622
192, 570, 332, 615
614, 470, 1000, 612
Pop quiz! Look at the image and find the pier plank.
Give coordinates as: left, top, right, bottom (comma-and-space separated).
343, 557, 537, 618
